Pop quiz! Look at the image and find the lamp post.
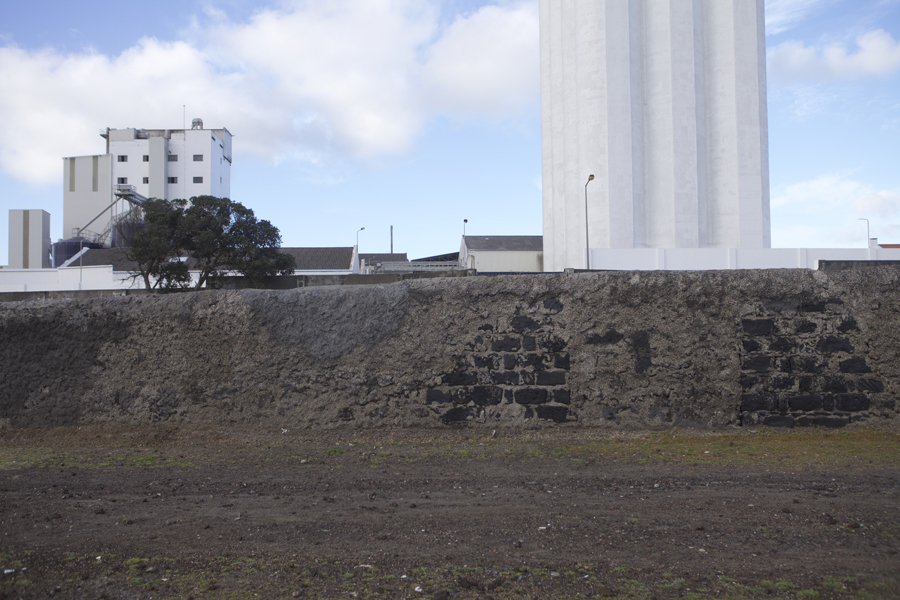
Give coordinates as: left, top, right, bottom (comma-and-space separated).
584, 174, 594, 269
356, 227, 365, 248
858, 218, 870, 246
463, 219, 467, 237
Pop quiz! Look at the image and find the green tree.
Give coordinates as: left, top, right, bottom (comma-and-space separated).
121, 196, 295, 292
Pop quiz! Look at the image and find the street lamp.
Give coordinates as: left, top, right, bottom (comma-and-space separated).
356, 227, 365, 248
584, 174, 594, 269
858, 218, 870, 246
463, 219, 468, 237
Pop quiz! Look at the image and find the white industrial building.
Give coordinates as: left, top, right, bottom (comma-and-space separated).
62, 119, 232, 245
540, 0, 771, 271
7, 209, 51, 269
459, 236, 544, 272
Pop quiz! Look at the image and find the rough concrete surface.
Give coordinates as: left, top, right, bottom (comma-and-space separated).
1, 269, 898, 430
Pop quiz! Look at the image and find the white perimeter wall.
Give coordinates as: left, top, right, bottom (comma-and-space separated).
541, 0, 770, 272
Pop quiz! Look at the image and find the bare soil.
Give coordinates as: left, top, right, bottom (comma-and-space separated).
1, 425, 898, 599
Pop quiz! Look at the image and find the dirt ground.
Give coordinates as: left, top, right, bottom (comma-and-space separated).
1, 424, 898, 600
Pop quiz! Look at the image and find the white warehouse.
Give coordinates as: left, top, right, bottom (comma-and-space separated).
62, 119, 232, 243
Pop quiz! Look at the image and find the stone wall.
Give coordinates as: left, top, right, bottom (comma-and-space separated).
1, 269, 897, 430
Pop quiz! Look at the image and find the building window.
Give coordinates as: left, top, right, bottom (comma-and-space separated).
168, 177, 178, 184
193, 176, 203, 184
143, 155, 149, 162
117, 177, 128, 184
168, 155, 178, 162
142, 177, 149, 184
193, 154, 203, 161
117, 155, 128, 162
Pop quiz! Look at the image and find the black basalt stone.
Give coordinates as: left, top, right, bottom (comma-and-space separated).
742, 339, 762, 352
443, 372, 478, 386
835, 393, 869, 412
837, 317, 860, 333
740, 393, 771, 412
540, 335, 567, 353
790, 356, 824, 374
441, 406, 472, 423
586, 330, 625, 345
742, 319, 775, 336
426, 389, 451, 404
535, 405, 569, 422
823, 377, 849, 394
514, 388, 548, 405
857, 379, 885, 393
839, 357, 871, 373
510, 315, 542, 332
536, 371, 566, 386
522, 335, 537, 351
503, 354, 517, 370
816, 336, 854, 354
490, 371, 520, 385
491, 336, 521, 353
742, 356, 771, 373
551, 389, 571, 404
769, 338, 796, 353
788, 394, 823, 411
470, 386, 503, 406
543, 298, 564, 313
553, 353, 571, 370
762, 415, 795, 428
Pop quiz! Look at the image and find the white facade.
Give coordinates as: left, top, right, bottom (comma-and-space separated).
588, 239, 900, 271
541, 0, 770, 271
63, 122, 232, 242
7, 209, 51, 269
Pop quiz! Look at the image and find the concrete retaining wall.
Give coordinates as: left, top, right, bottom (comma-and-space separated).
1, 269, 897, 430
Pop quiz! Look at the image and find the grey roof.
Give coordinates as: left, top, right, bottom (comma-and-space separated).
464, 236, 543, 252
73, 247, 354, 272
360, 253, 409, 264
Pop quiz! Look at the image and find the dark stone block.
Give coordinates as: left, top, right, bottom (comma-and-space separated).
551, 389, 570, 404
540, 335, 567, 353
543, 298, 564, 313
764, 300, 798, 312
452, 388, 470, 404
771, 376, 795, 391
857, 379, 885, 393
835, 393, 869, 412
762, 415, 795, 428
426, 389, 451, 404
741, 375, 762, 391
443, 371, 478, 386
511, 315, 542, 332
522, 335, 537, 351
769, 337, 796, 353
799, 377, 814, 393
441, 406, 472, 423
741, 393, 770, 412
799, 301, 829, 313
491, 336, 521, 353
631, 331, 651, 373
518, 354, 546, 371
553, 353, 571, 370
536, 371, 567, 386
586, 330, 624, 345
837, 318, 860, 333
742, 339, 762, 352
779, 358, 793, 373
631, 330, 650, 348
816, 336, 854, 354
504, 389, 515, 402
514, 388, 548, 405
635, 355, 652, 373
839, 357, 871, 373
473, 355, 497, 370
491, 371, 520, 385
477, 324, 494, 331
470, 386, 503, 406
788, 394, 823, 411
503, 354, 517, 370
742, 319, 775, 336
823, 377, 848, 394
790, 356, 824, 374
816, 416, 850, 428
742, 356, 771, 373
535, 405, 569, 422
795, 321, 817, 334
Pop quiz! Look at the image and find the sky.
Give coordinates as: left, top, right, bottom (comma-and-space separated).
1, 0, 899, 265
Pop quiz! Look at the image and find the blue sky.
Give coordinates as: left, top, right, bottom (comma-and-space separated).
1, 0, 898, 265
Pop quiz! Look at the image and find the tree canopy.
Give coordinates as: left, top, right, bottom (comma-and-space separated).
119, 196, 295, 292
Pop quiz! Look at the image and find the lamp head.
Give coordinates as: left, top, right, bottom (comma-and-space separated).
588, 174, 595, 181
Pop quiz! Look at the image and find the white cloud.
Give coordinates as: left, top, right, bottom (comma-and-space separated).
768, 29, 900, 84
771, 174, 900, 247
0, 0, 540, 185
765, 0, 830, 36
